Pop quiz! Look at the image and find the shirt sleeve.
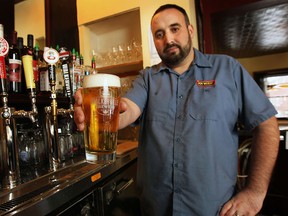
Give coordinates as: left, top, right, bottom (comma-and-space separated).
234, 60, 277, 130
124, 69, 149, 113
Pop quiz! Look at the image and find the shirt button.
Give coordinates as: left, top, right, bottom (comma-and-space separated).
176, 138, 181, 142
175, 188, 181, 193
178, 95, 183, 99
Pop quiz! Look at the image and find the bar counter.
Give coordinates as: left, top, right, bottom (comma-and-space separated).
0, 149, 138, 215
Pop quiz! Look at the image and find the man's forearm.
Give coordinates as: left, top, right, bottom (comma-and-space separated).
245, 116, 280, 196
119, 98, 141, 130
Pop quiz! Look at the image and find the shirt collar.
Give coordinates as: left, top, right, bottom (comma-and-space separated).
192, 48, 213, 68
152, 48, 212, 75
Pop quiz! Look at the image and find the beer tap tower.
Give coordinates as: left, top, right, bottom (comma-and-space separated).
44, 47, 75, 171
0, 36, 39, 189
43, 47, 62, 171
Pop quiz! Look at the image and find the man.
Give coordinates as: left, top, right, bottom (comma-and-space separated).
74, 4, 280, 216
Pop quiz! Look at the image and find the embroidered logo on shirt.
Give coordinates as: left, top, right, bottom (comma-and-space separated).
196, 80, 216, 87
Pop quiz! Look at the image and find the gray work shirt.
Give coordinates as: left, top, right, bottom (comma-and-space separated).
125, 48, 277, 216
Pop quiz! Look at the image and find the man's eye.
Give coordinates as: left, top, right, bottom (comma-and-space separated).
155, 32, 164, 39
171, 27, 179, 33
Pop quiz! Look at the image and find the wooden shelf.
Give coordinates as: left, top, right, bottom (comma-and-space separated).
97, 60, 143, 77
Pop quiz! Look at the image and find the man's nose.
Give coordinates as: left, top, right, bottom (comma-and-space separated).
164, 32, 174, 44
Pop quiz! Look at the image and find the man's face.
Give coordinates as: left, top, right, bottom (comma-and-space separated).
151, 8, 194, 67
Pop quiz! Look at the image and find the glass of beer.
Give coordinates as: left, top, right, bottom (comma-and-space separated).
82, 74, 121, 163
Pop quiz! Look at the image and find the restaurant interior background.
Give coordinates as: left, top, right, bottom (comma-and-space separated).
0, 0, 286, 75
0, 0, 288, 214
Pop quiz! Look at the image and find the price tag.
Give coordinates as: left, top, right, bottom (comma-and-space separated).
91, 172, 102, 182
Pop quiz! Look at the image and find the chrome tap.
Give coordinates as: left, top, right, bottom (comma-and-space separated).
12, 90, 39, 126
0, 95, 20, 189
0, 35, 42, 188
0, 40, 20, 188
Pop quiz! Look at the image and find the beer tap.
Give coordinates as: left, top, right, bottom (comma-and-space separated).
13, 59, 40, 125
57, 47, 76, 158
58, 47, 74, 114
12, 39, 39, 126
0, 36, 20, 188
43, 47, 61, 171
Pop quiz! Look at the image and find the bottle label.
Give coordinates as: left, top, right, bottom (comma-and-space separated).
9, 59, 22, 82
33, 59, 39, 82
73, 67, 82, 93
55, 66, 64, 93
22, 55, 36, 89
39, 69, 50, 91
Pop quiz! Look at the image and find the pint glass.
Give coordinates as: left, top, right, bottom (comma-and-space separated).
82, 74, 121, 163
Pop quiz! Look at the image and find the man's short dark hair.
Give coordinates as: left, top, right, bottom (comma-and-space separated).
152, 4, 190, 26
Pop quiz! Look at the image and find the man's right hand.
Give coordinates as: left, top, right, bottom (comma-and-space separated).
73, 88, 140, 131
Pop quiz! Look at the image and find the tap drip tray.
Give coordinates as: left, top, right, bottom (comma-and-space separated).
0, 180, 61, 214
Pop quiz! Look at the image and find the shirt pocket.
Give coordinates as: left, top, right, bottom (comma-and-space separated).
188, 86, 220, 121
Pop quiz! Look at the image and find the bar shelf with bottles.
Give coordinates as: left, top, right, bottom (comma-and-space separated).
0, 23, 141, 214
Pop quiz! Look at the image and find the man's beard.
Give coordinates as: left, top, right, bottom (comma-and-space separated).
159, 36, 192, 67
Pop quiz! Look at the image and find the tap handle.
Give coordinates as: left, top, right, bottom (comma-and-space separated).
48, 64, 56, 87
0, 36, 9, 94
59, 47, 74, 107
0, 56, 8, 95
22, 44, 37, 92
43, 48, 59, 88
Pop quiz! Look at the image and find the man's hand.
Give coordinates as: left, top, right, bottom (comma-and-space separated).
74, 89, 132, 131
219, 188, 265, 216
74, 89, 85, 131
220, 116, 279, 216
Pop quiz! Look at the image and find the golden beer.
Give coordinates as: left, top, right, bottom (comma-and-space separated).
82, 74, 121, 163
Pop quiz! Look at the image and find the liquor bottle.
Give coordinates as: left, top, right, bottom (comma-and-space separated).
33, 43, 40, 93
17, 37, 27, 91
0, 24, 9, 94
22, 35, 36, 93
79, 54, 85, 87
27, 34, 40, 93
22, 35, 36, 95
17, 37, 24, 56
71, 50, 82, 94
27, 34, 34, 51
8, 31, 22, 93
39, 47, 50, 94
90, 56, 98, 75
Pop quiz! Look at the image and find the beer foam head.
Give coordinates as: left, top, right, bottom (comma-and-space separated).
83, 74, 121, 88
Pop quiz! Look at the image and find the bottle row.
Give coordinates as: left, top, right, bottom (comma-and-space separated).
0, 24, 98, 97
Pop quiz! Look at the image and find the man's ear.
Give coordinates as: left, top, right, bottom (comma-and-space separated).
188, 24, 194, 39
